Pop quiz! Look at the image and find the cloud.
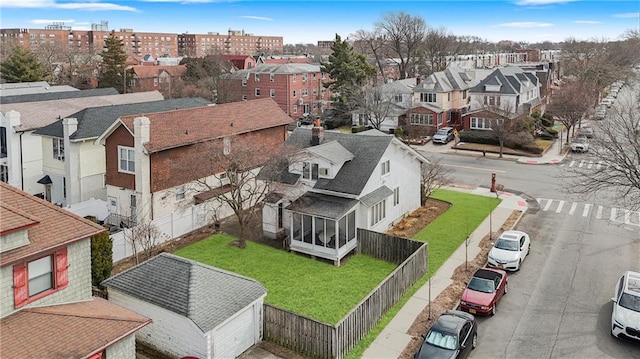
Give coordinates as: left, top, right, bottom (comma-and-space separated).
613, 12, 640, 18
573, 20, 601, 24
139, 0, 234, 3
494, 22, 554, 28
31, 18, 75, 24
515, 0, 574, 5
0, 0, 137, 11
240, 15, 272, 21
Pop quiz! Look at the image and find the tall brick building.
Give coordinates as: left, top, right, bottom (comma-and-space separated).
178, 29, 283, 57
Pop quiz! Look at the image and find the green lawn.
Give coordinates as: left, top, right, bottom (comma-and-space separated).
176, 235, 396, 324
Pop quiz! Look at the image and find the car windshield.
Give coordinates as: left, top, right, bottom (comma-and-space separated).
436, 130, 449, 135
573, 137, 587, 144
495, 238, 518, 251
425, 330, 457, 350
619, 293, 640, 312
468, 277, 495, 293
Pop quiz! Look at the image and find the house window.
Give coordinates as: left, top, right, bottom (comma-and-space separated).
394, 187, 400, 206
409, 113, 434, 125
53, 138, 64, 161
420, 93, 437, 103
448, 93, 451, 101
175, 186, 185, 201
242, 78, 247, 86
381, 160, 390, 176
118, 146, 135, 174
438, 113, 443, 125
462, 90, 467, 99
303, 162, 319, 180
484, 95, 500, 106
242, 95, 248, 100
394, 94, 403, 103
292, 90, 297, 97
302, 88, 308, 97
470, 117, 493, 130
223, 137, 231, 155
270, 73, 275, 82
13, 248, 68, 308
302, 73, 308, 82
255, 88, 260, 97
371, 199, 386, 226
292, 74, 297, 82
270, 89, 275, 97
1, 165, 8, 183
153, 77, 158, 87
293, 105, 298, 114
254, 73, 260, 82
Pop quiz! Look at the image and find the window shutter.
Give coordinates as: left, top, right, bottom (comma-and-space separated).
13, 263, 28, 308
56, 248, 69, 289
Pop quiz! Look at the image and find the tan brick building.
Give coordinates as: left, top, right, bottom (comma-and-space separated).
178, 29, 283, 57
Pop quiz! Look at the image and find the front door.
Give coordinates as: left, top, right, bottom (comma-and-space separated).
108, 196, 117, 213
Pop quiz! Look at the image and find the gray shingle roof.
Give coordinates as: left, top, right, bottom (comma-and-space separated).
305, 141, 354, 164
360, 186, 393, 207
285, 128, 394, 195
33, 97, 211, 140
286, 192, 359, 219
102, 253, 266, 333
0, 88, 119, 105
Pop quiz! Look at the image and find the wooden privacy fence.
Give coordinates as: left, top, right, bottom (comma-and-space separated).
263, 229, 427, 358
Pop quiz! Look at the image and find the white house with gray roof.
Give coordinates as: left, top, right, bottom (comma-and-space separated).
261, 126, 429, 265
31, 97, 210, 207
352, 78, 417, 132
0, 91, 164, 198
102, 253, 267, 359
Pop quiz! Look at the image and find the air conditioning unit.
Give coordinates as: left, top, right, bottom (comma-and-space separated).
297, 98, 303, 105
319, 168, 329, 177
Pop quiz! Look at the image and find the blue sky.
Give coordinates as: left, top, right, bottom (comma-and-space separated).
1, 0, 639, 45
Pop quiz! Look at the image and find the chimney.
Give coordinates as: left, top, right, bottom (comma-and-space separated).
416, 77, 421, 85
311, 117, 323, 146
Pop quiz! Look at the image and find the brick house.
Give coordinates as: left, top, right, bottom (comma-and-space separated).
220, 63, 332, 119
210, 54, 258, 70
128, 65, 187, 98
95, 98, 292, 226
0, 182, 150, 358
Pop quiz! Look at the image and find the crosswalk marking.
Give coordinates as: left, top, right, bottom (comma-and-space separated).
535, 198, 640, 227
563, 159, 609, 169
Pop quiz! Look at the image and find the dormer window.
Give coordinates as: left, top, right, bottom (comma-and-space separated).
420, 93, 436, 103
303, 162, 318, 180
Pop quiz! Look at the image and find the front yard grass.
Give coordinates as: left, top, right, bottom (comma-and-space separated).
176, 236, 396, 325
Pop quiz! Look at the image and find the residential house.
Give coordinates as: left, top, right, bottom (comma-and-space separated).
352, 78, 417, 132
261, 125, 429, 265
220, 63, 332, 119
31, 97, 210, 207
401, 67, 479, 138
128, 65, 187, 98
211, 54, 258, 70
0, 91, 164, 198
103, 253, 267, 359
463, 65, 542, 131
95, 98, 292, 227
0, 182, 151, 358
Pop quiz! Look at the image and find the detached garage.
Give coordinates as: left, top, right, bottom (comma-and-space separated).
102, 253, 267, 359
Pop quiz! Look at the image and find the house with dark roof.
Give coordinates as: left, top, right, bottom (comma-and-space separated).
463, 65, 542, 131
31, 97, 210, 208
95, 97, 292, 227
352, 78, 417, 132
102, 253, 267, 359
261, 125, 429, 265
0, 182, 151, 359
128, 65, 187, 98
1, 91, 165, 198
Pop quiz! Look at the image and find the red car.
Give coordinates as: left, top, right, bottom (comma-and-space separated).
459, 268, 508, 316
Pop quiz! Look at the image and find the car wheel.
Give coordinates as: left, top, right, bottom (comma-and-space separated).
504, 282, 508, 295
491, 303, 497, 316
517, 259, 522, 271
472, 332, 477, 349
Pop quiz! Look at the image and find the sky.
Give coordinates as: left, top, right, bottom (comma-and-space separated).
1, 0, 639, 45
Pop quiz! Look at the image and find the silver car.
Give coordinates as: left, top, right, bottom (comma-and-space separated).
432, 127, 455, 144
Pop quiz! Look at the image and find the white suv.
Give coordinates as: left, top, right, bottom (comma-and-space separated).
611, 271, 640, 341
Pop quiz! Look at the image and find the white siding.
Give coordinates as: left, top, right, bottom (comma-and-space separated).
77, 141, 107, 201
105, 333, 137, 359
22, 131, 48, 195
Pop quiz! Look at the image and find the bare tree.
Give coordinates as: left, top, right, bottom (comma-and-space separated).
375, 12, 427, 79
561, 89, 640, 210
420, 158, 453, 205
124, 220, 167, 265
422, 27, 455, 75
351, 28, 389, 84
358, 84, 401, 130
546, 79, 597, 143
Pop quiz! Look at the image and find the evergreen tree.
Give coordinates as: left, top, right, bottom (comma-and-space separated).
321, 34, 376, 113
98, 33, 128, 93
0, 46, 49, 83
91, 231, 113, 287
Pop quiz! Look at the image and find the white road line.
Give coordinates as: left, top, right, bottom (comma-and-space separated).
543, 199, 553, 211
568, 160, 576, 167
569, 202, 577, 215
610, 207, 618, 222
578, 160, 585, 168
623, 210, 631, 225
596, 206, 603, 219
586, 161, 593, 169
583, 203, 592, 217
556, 200, 565, 213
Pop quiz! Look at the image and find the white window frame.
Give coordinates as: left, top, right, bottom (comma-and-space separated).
28, 255, 53, 296
255, 88, 261, 97
470, 117, 493, 130
393, 187, 400, 206
53, 138, 64, 161
270, 73, 275, 82
242, 95, 248, 100
292, 74, 297, 82
420, 93, 437, 103
302, 162, 318, 180
118, 146, 135, 174
302, 88, 308, 97
270, 89, 275, 97
292, 90, 297, 98
293, 105, 298, 114
254, 73, 260, 82
381, 160, 390, 176
371, 199, 386, 226
223, 137, 231, 155
175, 185, 186, 201
409, 113, 434, 125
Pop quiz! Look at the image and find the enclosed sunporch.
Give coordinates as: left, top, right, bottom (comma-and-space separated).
286, 192, 358, 265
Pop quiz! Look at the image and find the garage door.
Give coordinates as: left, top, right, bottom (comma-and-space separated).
214, 305, 256, 358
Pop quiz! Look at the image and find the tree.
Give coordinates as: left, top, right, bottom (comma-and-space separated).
358, 84, 400, 130
351, 28, 390, 83
422, 27, 455, 75
321, 34, 376, 113
91, 230, 112, 287
375, 12, 427, 79
123, 220, 166, 265
179, 56, 234, 102
546, 79, 597, 143
561, 89, 640, 210
98, 33, 128, 92
420, 158, 453, 205
0, 46, 49, 83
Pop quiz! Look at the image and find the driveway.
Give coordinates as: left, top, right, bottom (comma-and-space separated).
238, 346, 284, 359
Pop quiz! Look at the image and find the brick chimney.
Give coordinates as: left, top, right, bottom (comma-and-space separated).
311, 117, 323, 146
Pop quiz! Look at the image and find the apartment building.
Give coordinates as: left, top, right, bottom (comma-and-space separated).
178, 29, 283, 57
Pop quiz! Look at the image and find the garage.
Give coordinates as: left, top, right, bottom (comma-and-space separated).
214, 304, 259, 358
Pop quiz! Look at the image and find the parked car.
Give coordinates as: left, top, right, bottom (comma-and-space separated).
432, 127, 455, 144
414, 310, 477, 359
594, 105, 607, 120
459, 268, 508, 316
571, 137, 589, 153
601, 97, 614, 108
611, 271, 640, 342
577, 126, 594, 138
487, 230, 531, 271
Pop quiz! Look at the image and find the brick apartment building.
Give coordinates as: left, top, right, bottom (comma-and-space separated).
220, 63, 332, 119
1, 24, 282, 59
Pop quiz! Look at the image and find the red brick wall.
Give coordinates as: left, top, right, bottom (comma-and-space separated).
105, 125, 136, 190
399, 107, 449, 138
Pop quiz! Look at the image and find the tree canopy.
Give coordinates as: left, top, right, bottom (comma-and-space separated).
0, 46, 49, 83
98, 33, 128, 92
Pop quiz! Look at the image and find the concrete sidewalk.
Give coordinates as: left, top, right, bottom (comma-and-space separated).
516, 136, 567, 165
362, 186, 529, 359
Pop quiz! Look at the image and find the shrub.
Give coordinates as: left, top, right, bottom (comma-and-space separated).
519, 143, 544, 154
394, 127, 404, 138
458, 130, 499, 145
91, 231, 113, 287
546, 127, 558, 135
352, 125, 366, 133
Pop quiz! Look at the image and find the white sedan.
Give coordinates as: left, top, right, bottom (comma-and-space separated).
487, 230, 531, 271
